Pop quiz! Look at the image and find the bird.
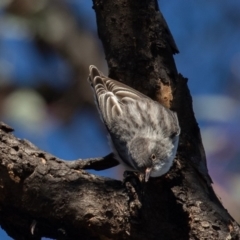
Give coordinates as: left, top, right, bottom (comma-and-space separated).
88, 65, 180, 182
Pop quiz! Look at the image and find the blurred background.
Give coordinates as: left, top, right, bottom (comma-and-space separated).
0, 0, 240, 238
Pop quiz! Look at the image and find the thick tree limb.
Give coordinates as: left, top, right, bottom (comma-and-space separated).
0, 122, 131, 239
0, 0, 240, 239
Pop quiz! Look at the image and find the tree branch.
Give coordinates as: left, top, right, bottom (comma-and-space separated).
0, 0, 239, 239
66, 153, 119, 171
0, 122, 132, 239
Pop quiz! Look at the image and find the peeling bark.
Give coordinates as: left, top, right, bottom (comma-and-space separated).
0, 0, 240, 239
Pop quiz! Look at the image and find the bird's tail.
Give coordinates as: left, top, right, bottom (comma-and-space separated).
88, 65, 104, 85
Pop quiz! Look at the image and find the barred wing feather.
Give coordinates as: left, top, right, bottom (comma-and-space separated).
89, 65, 149, 125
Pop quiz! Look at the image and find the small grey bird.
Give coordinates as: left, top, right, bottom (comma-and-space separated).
88, 65, 180, 181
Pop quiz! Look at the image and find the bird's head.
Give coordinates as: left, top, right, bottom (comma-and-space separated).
128, 135, 179, 181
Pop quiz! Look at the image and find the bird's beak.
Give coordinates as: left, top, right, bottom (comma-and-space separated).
145, 167, 152, 182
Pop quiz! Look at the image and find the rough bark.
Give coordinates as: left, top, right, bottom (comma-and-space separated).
0, 0, 240, 240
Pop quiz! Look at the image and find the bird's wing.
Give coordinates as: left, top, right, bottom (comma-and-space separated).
88, 65, 149, 125
168, 111, 181, 138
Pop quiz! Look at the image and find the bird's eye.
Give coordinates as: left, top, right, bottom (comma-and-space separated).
151, 154, 156, 160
